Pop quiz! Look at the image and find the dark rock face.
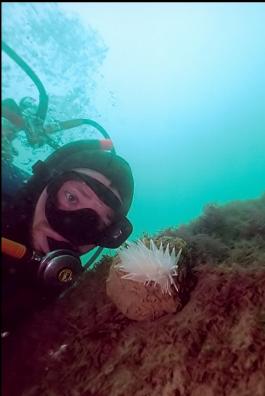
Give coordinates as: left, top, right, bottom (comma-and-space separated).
2, 262, 265, 396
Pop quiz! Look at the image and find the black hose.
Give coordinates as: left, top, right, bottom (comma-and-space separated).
58, 118, 116, 154
2, 41, 49, 122
81, 119, 116, 154
80, 119, 111, 140
82, 247, 104, 271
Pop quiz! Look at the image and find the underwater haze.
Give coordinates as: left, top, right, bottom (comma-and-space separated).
2, 2, 265, 244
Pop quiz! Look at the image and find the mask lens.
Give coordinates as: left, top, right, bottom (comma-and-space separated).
47, 171, 122, 212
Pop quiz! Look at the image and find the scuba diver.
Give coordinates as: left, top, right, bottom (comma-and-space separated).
1, 42, 134, 333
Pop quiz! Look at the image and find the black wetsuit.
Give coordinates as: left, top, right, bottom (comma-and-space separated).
1, 161, 57, 332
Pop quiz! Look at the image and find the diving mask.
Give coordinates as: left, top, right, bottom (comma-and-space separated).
45, 171, 132, 249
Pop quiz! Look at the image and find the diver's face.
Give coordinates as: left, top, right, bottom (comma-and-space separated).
32, 170, 121, 254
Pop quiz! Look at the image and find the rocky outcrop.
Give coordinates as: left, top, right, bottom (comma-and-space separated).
2, 195, 265, 396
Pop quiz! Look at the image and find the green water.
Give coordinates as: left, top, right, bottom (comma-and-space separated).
2, 3, 265, 261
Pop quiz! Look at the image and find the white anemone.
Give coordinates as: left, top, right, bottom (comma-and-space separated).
117, 239, 182, 295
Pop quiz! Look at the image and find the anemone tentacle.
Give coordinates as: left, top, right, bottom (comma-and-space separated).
118, 240, 182, 295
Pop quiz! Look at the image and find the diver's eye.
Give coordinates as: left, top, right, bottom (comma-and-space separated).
64, 191, 78, 204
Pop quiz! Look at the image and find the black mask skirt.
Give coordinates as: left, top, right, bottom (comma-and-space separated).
45, 171, 132, 249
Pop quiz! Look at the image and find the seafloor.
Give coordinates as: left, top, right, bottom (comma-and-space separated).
2, 194, 265, 396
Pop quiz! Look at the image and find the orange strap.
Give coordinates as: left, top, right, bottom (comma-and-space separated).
100, 139, 113, 150
1, 237, 27, 260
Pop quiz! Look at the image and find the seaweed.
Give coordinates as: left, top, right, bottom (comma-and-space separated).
160, 193, 265, 267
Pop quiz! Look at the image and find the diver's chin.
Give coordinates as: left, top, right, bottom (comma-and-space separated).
46, 237, 77, 252
46, 238, 96, 255
77, 244, 96, 254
